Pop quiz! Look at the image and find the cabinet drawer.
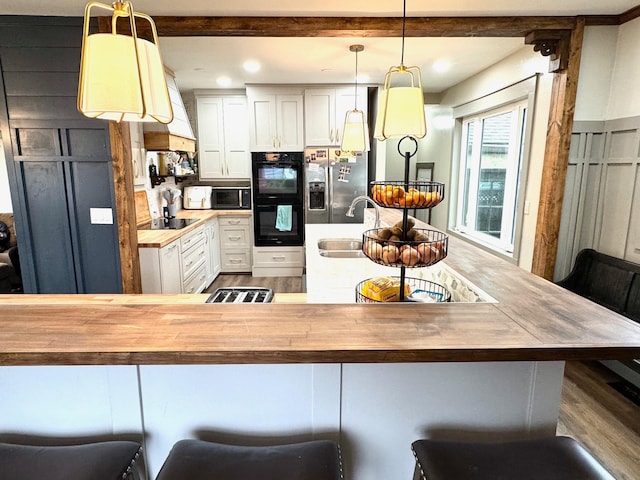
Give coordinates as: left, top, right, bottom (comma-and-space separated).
221, 250, 252, 272
218, 216, 250, 227
182, 238, 207, 279
220, 226, 251, 248
183, 262, 208, 294
181, 226, 205, 252
252, 247, 304, 268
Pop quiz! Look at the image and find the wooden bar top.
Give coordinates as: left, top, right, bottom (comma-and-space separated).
1, 210, 640, 366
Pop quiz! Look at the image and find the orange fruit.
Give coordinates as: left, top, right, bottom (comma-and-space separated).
392, 186, 405, 200
424, 191, 434, 207
418, 192, 427, 206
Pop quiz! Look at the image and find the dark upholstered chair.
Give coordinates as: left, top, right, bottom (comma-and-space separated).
411, 436, 614, 480
0, 212, 22, 293
155, 439, 342, 480
0, 441, 142, 480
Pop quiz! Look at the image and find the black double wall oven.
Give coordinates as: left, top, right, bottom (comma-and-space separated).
252, 152, 305, 246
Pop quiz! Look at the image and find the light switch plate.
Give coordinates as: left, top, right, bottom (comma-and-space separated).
90, 208, 114, 225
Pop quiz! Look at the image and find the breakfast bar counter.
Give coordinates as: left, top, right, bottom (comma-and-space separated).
2, 209, 639, 366
2, 211, 640, 480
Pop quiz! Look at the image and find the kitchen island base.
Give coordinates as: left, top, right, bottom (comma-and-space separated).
0, 361, 564, 480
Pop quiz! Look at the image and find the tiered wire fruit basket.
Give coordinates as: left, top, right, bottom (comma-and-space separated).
356, 137, 451, 303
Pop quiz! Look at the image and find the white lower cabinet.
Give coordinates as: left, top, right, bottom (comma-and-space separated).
139, 239, 182, 294
205, 218, 222, 285
140, 224, 213, 294
252, 246, 304, 277
180, 226, 208, 294
219, 215, 252, 272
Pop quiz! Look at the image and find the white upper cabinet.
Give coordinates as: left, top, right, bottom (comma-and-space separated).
196, 94, 250, 180
247, 87, 304, 151
305, 86, 368, 147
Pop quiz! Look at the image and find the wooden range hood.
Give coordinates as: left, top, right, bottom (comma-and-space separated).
143, 67, 196, 153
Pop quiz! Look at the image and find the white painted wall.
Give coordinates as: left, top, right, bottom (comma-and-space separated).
424, 46, 553, 270
607, 16, 640, 120
0, 136, 13, 213
574, 26, 618, 121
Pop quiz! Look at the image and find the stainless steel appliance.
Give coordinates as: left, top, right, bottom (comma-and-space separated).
206, 287, 274, 303
252, 152, 305, 246
304, 148, 368, 224
211, 187, 251, 210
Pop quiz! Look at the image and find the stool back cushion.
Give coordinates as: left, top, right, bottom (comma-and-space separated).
156, 439, 342, 480
0, 441, 141, 480
411, 436, 614, 480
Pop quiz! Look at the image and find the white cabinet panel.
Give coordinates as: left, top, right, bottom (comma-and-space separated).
341, 362, 563, 480
248, 88, 304, 151
304, 87, 367, 147
196, 95, 250, 179
140, 239, 182, 294
219, 215, 252, 272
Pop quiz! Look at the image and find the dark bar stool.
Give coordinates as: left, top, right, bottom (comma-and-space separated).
0, 441, 142, 480
411, 436, 615, 480
155, 439, 343, 480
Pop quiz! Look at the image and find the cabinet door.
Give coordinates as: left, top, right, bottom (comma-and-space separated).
159, 241, 182, 294
196, 97, 225, 179
223, 97, 251, 178
304, 89, 336, 146
248, 93, 277, 151
335, 86, 368, 147
211, 219, 222, 277
276, 94, 304, 151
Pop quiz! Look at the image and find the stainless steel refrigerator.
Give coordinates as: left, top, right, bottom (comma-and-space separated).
304, 148, 368, 224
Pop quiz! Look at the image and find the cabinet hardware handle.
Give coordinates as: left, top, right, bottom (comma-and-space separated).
229, 220, 240, 224
168, 245, 178, 251
272, 256, 286, 261
230, 259, 241, 263
229, 236, 241, 241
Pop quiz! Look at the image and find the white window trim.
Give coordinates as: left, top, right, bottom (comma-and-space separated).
449, 76, 538, 262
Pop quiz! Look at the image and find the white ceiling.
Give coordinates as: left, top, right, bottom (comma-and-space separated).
4, 0, 639, 92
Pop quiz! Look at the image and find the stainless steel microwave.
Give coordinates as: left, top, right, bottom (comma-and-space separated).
211, 187, 251, 210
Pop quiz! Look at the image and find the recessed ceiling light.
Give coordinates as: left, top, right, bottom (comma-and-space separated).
216, 76, 232, 87
243, 60, 261, 73
433, 60, 451, 73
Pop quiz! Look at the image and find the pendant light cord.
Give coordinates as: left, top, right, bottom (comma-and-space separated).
354, 47, 359, 111
401, 0, 406, 66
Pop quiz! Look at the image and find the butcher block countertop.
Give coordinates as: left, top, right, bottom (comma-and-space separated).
1, 210, 640, 366
137, 209, 251, 248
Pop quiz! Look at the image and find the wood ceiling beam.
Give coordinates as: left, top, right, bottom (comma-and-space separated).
143, 16, 586, 38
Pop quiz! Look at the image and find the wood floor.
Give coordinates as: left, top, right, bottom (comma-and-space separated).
205, 273, 304, 294
558, 360, 640, 480
206, 274, 640, 479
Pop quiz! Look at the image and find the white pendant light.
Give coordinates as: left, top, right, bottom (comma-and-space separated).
77, 1, 174, 124
374, 0, 426, 141
341, 44, 370, 153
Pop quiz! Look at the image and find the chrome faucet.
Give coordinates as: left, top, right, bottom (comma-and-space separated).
346, 195, 381, 228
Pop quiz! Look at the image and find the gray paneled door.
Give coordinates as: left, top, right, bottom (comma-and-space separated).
0, 16, 122, 293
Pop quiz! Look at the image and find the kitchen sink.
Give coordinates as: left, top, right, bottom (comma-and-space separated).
317, 238, 364, 258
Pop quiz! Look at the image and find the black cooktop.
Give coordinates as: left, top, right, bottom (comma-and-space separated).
138, 218, 200, 230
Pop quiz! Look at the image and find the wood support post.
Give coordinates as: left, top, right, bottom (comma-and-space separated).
109, 121, 142, 294
531, 18, 585, 280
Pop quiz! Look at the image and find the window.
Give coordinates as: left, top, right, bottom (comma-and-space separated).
453, 99, 529, 257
